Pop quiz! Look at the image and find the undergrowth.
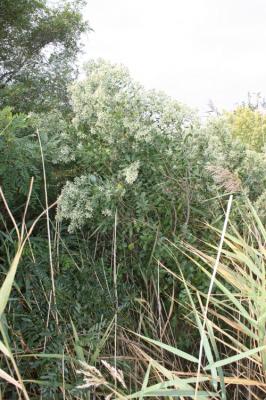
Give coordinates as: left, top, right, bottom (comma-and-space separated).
1, 183, 266, 399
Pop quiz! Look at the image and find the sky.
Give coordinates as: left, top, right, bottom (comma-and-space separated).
81, 0, 266, 113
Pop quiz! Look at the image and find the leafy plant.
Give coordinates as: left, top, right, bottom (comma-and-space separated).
75, 198, 266, 399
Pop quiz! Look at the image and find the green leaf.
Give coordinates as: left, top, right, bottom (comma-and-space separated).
205, 345, 266, 370
134, 333, 198, 363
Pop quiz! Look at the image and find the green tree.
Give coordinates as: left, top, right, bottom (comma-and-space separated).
0, 0, 90, 113
226, 105, 266, 151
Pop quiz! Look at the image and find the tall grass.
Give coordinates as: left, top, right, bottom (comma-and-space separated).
0, 182, 57, 399
1, 187, 266, 399
75, 197, 266, 399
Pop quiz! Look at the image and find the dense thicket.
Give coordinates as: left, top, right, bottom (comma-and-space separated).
1, 4, 266, 398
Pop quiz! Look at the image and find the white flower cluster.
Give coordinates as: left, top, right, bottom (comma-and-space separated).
69, 59, 196, 149
58, 145, 76, 163
57, 176, 94, 232
122, 161, 140, 185
56, 173, 126, 232
102, 208, 112, 217
53, 59, 266, 234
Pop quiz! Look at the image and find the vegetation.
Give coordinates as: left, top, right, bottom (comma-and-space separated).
226, 105, 266, 151
0, 2, 266, 399
0, 0, 89, 113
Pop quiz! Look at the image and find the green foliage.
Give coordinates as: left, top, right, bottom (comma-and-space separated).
1, 49, 266, 398
226, 105, 266, 151
75, 200, 266, 400
0, 107, 41, 211
0, 0, 90, 113
54, 60, 266, 284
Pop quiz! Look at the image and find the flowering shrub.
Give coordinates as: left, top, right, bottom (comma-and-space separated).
55, 60, 204, 240
57, 174, 125, 232
2, 60, 266, 398
54, 60, 266, 246
10, 58, 259, 307
122, 161, 140, 185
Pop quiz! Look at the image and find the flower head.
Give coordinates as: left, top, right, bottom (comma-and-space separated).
122, 161, 140, 185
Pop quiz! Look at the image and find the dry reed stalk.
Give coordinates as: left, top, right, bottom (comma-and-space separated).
206, 165, 242, 192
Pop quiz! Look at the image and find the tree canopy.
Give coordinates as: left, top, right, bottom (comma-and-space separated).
226, 105, 266, 151
0, 0, 90, 113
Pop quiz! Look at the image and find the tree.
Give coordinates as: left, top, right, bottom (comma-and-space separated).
0, 0, 90, 113
226, 105, 266, 151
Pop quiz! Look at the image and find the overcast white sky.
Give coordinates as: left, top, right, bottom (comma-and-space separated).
81, 0, 266, 112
